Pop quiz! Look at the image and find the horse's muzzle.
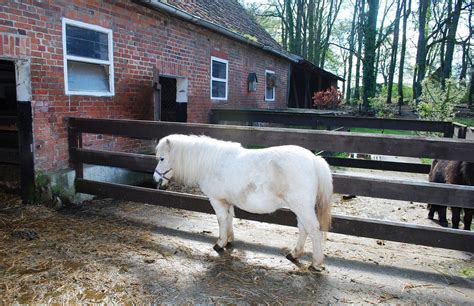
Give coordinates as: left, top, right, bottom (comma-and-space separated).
156, 179, 168, 190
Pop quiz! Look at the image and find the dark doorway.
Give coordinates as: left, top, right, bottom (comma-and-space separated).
0, 60, 20, 194
160, 77, 177, 122
0, 60, 17, 115
159, 76, 187, 122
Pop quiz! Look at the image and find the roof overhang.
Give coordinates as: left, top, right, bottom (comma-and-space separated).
136, 0, 298, 63
293, 59, 345, 82
136, 1, 343, 81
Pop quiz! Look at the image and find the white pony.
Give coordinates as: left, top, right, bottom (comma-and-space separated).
154, 134, 333, 271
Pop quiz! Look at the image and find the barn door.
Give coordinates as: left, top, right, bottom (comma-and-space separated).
153, 67, 161, 121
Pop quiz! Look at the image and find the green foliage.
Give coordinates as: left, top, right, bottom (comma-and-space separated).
351, 127, 415, 136
333, 152, 350, 158
421, 158, 433, 165
379, 83, 413, 103
367, 89, 398, 118
412, 78, 467, 122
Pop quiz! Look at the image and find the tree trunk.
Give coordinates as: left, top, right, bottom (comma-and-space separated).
386, 0, 402, 104
295, 0, 304, 55
397, 0, 410, 112
413, 0, 431, 101
314, 0, 325, 66
470, 68, 474, 108
346, 0, 359, 103
374, 0, 394, 81
320, 0, 342, 69
286, 0, 296, 53
354, 0, 365, 102
362, 0, 380, 111
307, 0, 315, 60
441, 0, 462, 87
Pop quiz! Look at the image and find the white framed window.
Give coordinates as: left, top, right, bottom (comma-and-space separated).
62, 18, 114, 96
210, 56, 228, 100
265, 70, 276, 102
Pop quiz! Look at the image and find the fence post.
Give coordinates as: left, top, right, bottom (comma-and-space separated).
67, 118, 83, 180
452, 122, 467, 139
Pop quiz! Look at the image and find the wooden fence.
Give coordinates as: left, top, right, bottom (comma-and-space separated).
67, 117, 474, 253
210, 108, 468, 174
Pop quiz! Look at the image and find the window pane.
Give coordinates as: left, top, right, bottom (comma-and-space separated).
212, 60, 226, 79
68, 61, 110, 92
266, 87, 274, 100
212, 80, 226, 98
66, 24, 109, 60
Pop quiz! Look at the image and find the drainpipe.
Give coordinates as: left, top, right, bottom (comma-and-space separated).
138, 0, 298, 63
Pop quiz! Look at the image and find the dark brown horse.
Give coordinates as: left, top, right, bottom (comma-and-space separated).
428, 160, 473, 230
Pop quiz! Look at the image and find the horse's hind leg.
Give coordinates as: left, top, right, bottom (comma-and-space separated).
438, 206, 448, 227
428, 204, 435, 219
463, 208, 473, 231
297, 211, 324, 271
287, 218, 307, 263
451, 207, 461, 229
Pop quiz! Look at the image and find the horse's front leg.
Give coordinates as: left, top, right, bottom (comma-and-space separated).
226, 205, 235, 247
209, 198, 231, 253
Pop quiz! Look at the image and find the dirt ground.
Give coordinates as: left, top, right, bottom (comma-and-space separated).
0, 174, 473, 304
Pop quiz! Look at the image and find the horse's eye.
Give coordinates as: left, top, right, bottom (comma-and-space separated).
159, 157, 164, 161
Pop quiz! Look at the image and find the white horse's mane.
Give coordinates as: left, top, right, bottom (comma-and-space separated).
168, 134, 242, 186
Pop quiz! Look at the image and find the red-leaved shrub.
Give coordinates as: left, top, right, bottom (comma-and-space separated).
312, 86, 343, 109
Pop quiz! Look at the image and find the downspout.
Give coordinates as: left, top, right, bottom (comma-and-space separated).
138, 0, 298, 63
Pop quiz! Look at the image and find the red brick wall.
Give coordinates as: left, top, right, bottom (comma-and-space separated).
1, 0, 289, 171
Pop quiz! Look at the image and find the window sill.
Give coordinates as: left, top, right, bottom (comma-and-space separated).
66, 91, 115, 97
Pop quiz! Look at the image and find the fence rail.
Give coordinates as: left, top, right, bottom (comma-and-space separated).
209, 108, 468, 174
67, 117, 474, 252
209, 108, 456, 135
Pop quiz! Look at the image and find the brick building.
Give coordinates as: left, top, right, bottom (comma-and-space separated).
0, 0, 341, 200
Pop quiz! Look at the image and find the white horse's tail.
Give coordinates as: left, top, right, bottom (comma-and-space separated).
314, 156, 333, 232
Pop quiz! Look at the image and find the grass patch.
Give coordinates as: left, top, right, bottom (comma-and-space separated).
350, 127, 416, 136
333, 152, 350, 158
453, 117, 474, 127
421, 158, 433, 165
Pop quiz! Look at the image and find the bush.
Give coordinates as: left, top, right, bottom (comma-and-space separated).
312, 86, 343, 109
368, 94, 398, 118
412, 77, 467, 122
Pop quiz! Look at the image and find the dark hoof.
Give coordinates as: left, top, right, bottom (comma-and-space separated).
225, 242, 234, 250
286, 253, 298, 263
308, 265, 326, 273
428, 214, 434, 220
213, 244, 225, 254
439, 221, 449, 227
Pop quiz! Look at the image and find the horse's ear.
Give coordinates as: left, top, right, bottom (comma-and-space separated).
164, 138, 172, 152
